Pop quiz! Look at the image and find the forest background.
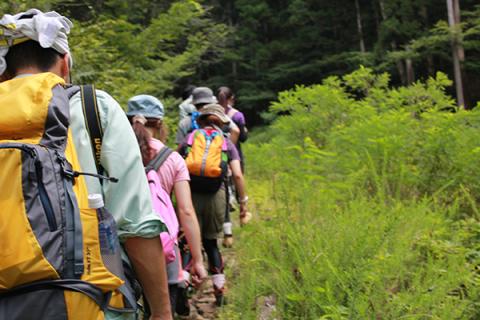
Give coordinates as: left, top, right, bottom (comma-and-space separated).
2, 0, 480, 126
2, 1, 480, 319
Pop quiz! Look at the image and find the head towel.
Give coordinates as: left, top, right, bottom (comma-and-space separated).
0, 8, 73, 75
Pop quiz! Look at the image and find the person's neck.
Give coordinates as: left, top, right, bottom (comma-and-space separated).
16, 66, 43, 75
15, 66, 64, 81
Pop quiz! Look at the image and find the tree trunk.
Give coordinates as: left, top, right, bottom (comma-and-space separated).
453, 0, 465, 62
355, 0, 366, 53
405, 58, 415, 85
227, 0, 238, 80
378, 0, 407, 85
447, 0, 465, 108
378, 0, 386, 20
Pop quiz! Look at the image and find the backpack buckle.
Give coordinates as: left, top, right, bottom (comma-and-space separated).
55, 151, 77, 181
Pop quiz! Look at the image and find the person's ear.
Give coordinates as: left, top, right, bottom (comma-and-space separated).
60, 54, 71, 82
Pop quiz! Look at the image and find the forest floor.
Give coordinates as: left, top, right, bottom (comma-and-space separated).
180, 245, 236, 320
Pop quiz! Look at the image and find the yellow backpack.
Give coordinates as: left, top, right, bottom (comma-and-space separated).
0, 73, 130, 319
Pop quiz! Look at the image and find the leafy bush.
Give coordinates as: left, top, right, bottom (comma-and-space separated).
222, 67, 480, 319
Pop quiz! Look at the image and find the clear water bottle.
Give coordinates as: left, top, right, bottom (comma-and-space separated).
88, 194, 124, 277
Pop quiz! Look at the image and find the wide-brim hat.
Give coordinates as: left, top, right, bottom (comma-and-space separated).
198, 104, 230, 124
191, 87, 216, 105
126, 94, 164, 119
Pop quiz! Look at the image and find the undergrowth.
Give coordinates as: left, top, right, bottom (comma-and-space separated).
219, 67, 480, 319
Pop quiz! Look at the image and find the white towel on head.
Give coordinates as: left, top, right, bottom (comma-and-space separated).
0, 8, 73, 75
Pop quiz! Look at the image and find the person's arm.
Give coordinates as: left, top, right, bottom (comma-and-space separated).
229, 122, 240, 145
173, 181, 207, 286
234, 112, 248, 143
124, 237, 172, 320
230, 159, 248, 218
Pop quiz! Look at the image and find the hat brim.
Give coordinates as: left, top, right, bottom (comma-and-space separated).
126, 112, 163, 119
192, 97, 216, 105
198, 112, 230, 124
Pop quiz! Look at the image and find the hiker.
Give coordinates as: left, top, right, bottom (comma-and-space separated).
0, 9, 172, 320
217, 86, 252, 236
126, 95, 208, 316
178, 104, 249, 307
176, 87, 241, 248
217, 86, 248, 172
175, 86, 240, 146
178, 85, 197, 121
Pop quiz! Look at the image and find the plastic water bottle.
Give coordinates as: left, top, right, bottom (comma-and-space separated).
88, 194, 123, 277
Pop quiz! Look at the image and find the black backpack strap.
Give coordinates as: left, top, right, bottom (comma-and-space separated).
146, 146, 174, 172
80, 85, 104, 176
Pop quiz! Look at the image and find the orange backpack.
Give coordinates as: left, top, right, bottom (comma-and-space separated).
185, 128, 228, 193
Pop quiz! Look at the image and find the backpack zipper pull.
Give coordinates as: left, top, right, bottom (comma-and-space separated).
55, 150, 119, 183
73, 171, 119, 183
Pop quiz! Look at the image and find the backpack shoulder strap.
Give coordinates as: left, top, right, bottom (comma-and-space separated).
80, 85, 104, 175
187, 129, 202, 146
210, 126, 228, 150
146, 146, 174, 172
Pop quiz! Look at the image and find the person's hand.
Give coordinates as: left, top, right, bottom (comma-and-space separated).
190, 261, 208, 289
240, 204, 251, 226
222, 234, 234, 248
239, 202, 247, 217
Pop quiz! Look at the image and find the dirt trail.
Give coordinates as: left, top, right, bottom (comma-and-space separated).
181, 246, 236, 320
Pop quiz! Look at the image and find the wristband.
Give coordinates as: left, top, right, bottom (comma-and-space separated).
223, 222, 233, 235
239, 196, 249, 204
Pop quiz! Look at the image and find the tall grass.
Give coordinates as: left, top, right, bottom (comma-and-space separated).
220, 68, 480, 319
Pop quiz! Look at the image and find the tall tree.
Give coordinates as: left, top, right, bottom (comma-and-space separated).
355, 0, 366, 53
446, 0, 465, 107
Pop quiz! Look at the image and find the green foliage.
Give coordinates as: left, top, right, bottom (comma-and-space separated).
2, 1, 480, 123
70, 0, 228, 110
222, 68, 480, 319
0, 0, 60, 13
1, 0, 228, 116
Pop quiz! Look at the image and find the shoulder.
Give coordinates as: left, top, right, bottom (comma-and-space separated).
69, 88, 123, 115
179, 97, 192, 108
234, 110, 246, 122
69, 88, 117, 104
93, 90, 123, 115
179, 117, 191, 127
149, 138, 164, 152
229, 108, 245, 124
169, 150, 186, 167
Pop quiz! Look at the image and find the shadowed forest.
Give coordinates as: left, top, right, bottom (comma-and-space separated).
2, 0, 480, 125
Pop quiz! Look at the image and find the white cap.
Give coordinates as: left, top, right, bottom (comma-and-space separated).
88, 193, 104, 209
0, 9, 73, 75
